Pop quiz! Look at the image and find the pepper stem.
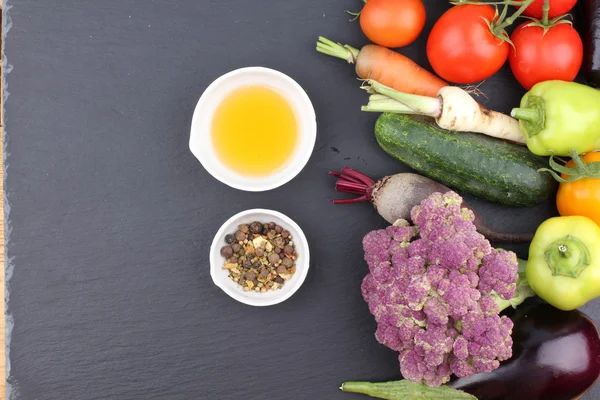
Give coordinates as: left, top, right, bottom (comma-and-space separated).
510, 95, 546, 138
510, 107, 539, 123
544, 235, 591, 278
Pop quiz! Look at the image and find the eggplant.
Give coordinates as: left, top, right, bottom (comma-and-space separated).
583, 0, 600, 86
449, 303, 600, 400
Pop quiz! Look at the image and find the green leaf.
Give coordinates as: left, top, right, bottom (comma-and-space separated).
540, 151, 600, 183
340, 380, 478, 400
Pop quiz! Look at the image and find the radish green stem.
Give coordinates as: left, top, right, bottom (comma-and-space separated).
369, 94, 392, 102
364, 80, 442, 117
362, 99, 419, 114
316, 37, 359, 64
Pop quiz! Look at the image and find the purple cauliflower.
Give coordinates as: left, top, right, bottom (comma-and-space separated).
360, 191, 533, 387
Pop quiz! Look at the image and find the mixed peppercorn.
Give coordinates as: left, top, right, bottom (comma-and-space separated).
220, 221, 298, 292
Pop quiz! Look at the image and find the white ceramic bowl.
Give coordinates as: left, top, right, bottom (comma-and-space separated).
190, 67, 317, 192
210, 209, 310, 306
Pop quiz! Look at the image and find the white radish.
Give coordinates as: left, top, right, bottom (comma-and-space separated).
330, 167, 533, 244
362, 80, 526, 144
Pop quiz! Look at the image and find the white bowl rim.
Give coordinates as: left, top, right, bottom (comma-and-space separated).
209, 208, 310, 306
189, 66, 317, 192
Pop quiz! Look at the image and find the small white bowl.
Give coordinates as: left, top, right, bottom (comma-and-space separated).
209, 209, 310, 306
190, 67, 317, 192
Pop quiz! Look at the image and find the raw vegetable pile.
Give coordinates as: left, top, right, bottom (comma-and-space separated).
315, 0, 600, 399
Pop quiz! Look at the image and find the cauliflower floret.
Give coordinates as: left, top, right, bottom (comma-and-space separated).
360, 191, 527, 387
423, 296, 450, 326
479, 249, 519, 300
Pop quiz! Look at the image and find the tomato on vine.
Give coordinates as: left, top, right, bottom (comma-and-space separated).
509, 0, 583, 89
515, 0, 577, 19
426, 0, 535, 84
509, 21, 582, 89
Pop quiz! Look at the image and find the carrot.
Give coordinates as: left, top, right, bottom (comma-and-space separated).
316, 36, 447, 98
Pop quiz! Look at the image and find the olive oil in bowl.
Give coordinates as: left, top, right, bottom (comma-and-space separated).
211, 85, 298, 177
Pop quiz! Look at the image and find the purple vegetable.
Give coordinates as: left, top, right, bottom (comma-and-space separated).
330, 167, 534, 243
360, 191, 535, 387
449, 303, 600, 400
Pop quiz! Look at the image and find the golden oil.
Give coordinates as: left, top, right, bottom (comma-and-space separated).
211, 85, 298, 177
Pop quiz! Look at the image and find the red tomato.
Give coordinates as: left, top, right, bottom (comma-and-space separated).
517, 0, 578, 19
426, 5, 509, 84
360, 0, 426, 48
509, 22, 583, 89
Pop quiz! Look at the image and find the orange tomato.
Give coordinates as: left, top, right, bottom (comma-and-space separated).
556, 152, 600, 226
360, 0, 426, 48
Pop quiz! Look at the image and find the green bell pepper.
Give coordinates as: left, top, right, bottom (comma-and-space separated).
526, 215, 600, 311
511, 80, 600, 157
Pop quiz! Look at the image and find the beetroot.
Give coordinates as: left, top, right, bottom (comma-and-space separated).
330, 167, 533, 243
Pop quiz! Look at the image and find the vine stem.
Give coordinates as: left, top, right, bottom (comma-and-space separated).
498, 2, 510, 22
452, 0, 524, 5
345, 0, 367, 21
496, 0, 536, 30
542, 0, 550, 25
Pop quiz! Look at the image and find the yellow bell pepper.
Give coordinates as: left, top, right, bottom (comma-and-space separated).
526, 216, 600, 311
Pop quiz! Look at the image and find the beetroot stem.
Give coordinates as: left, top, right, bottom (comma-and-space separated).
336, 181, 368, 192
331, 195, 369, 204
335, 188, 367, 195
340, 167, 375, 186
330, 168, 377, 204
329, 170, 364, 185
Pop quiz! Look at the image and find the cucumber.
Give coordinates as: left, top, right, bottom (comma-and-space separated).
374, 113, 557, 207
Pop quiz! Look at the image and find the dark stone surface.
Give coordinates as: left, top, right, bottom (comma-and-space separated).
3, 1, 598, 399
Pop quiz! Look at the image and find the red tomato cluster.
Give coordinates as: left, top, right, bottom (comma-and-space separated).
426, 1, 581, 88
353, 0, 583, 89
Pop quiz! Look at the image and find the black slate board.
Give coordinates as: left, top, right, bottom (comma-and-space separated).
3, 1, 599, 399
